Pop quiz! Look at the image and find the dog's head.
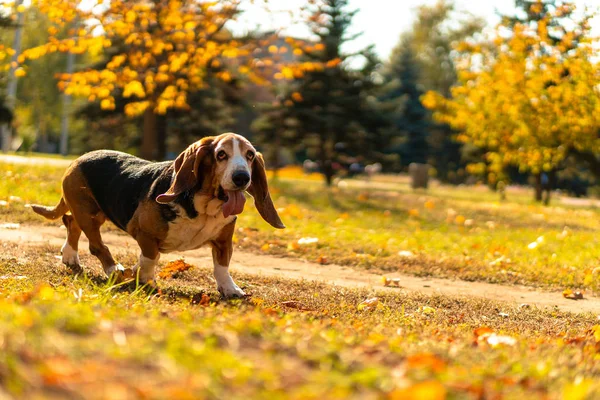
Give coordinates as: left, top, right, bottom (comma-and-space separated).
156, 133, 284, 229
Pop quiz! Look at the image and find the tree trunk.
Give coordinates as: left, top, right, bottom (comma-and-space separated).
141, 106, 158, 160
319, 146, 334, 187
156, 113, 167, 161
542, 170, 555, 206
534, 173, 543, 202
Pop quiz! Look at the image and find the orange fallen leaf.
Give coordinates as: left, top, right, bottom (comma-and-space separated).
406, 353, 447, 373
158, 259, 194, 279
41, 357, 78, 386
262, 307, 278, 316
408, 209, 420, 218
281, 300, 312, 311
563, 289, 584, 300
198, 293, 210, 306
474, 326, 494, 339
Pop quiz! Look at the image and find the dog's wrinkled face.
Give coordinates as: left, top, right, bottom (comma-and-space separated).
213, 134, 256, 192
156, 132, 284, 228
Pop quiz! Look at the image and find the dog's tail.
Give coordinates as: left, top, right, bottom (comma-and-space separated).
31, 197, 68, 220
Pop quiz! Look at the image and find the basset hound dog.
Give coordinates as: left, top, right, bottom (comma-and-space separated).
31, 133, 284, 298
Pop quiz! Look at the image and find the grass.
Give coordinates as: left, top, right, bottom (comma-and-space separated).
1, 241, 600, 399
1, 161, 599, 292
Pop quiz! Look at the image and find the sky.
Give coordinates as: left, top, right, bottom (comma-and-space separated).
233, 0, 600, 62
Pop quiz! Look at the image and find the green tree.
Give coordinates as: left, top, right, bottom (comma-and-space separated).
269, 0, 390, 185
381, 39, 429, 166
383, 0, 483, 181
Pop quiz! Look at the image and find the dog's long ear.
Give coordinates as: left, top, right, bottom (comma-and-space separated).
156, 139, 213, 204
247, 153, 285, 229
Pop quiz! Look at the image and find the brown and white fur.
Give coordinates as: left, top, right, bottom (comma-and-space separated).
31, 133, 284, 298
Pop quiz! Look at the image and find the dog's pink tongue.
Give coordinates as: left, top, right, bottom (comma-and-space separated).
222, 191, 246, 218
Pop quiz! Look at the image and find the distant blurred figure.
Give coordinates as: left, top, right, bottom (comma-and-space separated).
303, 159, 319, 174
348, 162, 364, 178
364, 163, 382, 181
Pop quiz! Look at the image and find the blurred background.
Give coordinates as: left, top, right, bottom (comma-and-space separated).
1, 0, 599, 202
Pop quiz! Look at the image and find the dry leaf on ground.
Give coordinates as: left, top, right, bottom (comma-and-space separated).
158, 259, 194, 279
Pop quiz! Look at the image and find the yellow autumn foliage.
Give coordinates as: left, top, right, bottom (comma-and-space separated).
424, 2, 600, 178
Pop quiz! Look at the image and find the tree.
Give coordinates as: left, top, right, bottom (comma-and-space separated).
382, 0, 484, 181
423, 0, 600, 202
21, 0, 262, 160
0, 6, 17, 125
381, 38, 429, 166
270, 0, 390, 185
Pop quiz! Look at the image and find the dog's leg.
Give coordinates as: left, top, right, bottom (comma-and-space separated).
76, 212, 125, 280
211, 218, 245, 298
61, 214, 82, 273
134, 232, 160, 284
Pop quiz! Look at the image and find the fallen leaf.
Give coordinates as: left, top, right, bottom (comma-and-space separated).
358, 297, 380, 311
418, 306, 436, 315
316, 255, 328, 265
486, 334, 517, 347
298, 237, 319, 245
262, 307, 278, 316
406, 353, 447, 372
398, 250, 415, 258
41, 357, 78, 386
474, 327, 494, 338
382, 276, 401, 287
455, 215, 466, 225
199, 293, 211, 306
287, 241, 301, 251
563, 289, 584, 300
0, 223, 20, 229
281, 300, 312, 311
158, 259, 194, 279
474, 327, 517, 347
424, 200, 436, 210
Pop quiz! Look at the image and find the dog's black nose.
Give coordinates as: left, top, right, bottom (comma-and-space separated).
232, 170, 250, 188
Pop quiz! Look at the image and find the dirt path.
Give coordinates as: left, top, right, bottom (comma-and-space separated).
1, 223, 599, 314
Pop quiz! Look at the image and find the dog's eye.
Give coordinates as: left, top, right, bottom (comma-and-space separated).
217, 150, 228, 161
246, 151, 255, 161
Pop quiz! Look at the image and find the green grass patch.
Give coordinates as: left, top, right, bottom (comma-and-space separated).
1, 160, 599, 291
1, 243, 600, 399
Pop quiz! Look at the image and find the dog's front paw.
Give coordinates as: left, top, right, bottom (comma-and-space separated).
218, 282, 246, 299
61, 242, 81, 273
106, 264, 134, 283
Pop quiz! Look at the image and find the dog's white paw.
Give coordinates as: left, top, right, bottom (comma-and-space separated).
214, 265, 245, 298
133, 254, 159, 284
61, 242, 80, 266
218, 282, 246, 298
